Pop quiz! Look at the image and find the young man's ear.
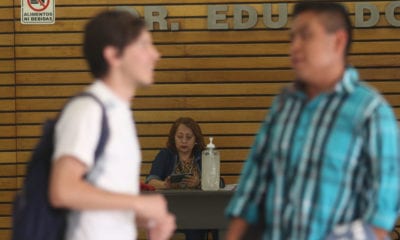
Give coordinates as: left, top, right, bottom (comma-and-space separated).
334, 29, 348, 57
103, 46, 121, 69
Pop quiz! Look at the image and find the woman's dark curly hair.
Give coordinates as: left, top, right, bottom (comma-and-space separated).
166, 117, 206, 155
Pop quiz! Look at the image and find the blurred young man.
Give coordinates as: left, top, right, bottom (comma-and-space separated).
226, 2, 400, 240
49, 10, 175, 240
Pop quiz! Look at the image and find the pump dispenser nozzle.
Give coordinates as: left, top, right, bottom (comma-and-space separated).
207, 137, 215, 149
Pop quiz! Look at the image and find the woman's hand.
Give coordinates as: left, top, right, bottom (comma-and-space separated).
181, 175, 200, 188
164, 176, 171, 189
148, 178, 171, 190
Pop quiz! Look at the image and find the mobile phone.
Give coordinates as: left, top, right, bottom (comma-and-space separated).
169, 173, 192, 183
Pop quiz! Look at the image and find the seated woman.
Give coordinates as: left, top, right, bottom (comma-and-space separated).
146, 117, 214, 240
146, 117, 205, 189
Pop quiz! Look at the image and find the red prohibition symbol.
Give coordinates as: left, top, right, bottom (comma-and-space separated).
27, 0, 50, 12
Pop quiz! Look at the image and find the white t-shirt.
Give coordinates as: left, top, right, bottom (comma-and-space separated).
52, 81, 141, 240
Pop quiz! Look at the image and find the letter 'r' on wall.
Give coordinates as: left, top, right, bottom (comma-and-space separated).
355, 3, 380, 27
386, 2, 400, 27
263, 3, 288, 29
144, 6, 168, 30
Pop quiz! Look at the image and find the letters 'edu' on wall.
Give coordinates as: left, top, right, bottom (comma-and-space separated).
0, 1, 400, 239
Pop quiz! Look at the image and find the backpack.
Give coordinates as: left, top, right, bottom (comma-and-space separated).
12, 92, 109, 240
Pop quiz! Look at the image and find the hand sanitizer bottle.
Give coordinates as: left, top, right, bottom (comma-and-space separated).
201, 137, 220, 191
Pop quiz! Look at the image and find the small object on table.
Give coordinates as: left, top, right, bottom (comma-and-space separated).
140, 182, 156, 191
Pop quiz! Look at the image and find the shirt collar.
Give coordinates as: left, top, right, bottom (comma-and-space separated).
286, 66, 360, 98
333, 66, 359, 94
89, 80, 131, 110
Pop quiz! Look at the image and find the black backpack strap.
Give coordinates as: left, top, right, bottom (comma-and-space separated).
75, 92, 109, 164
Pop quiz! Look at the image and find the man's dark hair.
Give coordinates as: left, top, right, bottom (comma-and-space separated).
293, 2, 353, 55
83, 10, 146, 79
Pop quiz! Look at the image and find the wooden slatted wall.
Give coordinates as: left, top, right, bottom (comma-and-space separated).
0, 0, 400, 239
0, 0, 15, 238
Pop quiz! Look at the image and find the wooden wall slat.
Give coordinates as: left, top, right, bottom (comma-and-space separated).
0, 216, 11, 228
0, 152, 16, 164
0, 191, 15, 203
0, 86, 15, 98
0, 0, 14, 6
14, 82, 400, 98
60, 0, 400, 9
14, 28, 400, 46
12, 16, 400, 33
0, 178, 15, 190
15, 162, 245, 177
16, 83, 284, 97
17, 136, 255, 150
16, 109, 269, 124
0, 100, 16, 111
0, 204, 12, 215
11, 2, 400, 19
13, 68, 400, 85
15, 72, 94, 84
0, 139, 17, 151
15, 0, 300, 5
15, 0, 387, 7
0, 73, 16, 84
13, 55, 400, 71
0, 7, 14, 20
0, 231, 10, 240
0, 47, 14, 58
16, 96, 275, 110
0, 34, 13, 46
0, 165, 16, 177
0, 113, 15, 125
16, 122, 260, 137
0, 21, 14, 33
16, 149, 251, 165
14, 176, 246, 190
14, 41, 400, 58
13, 95, 400, 111
13, 107, 400, 125
0, 60, 14, 72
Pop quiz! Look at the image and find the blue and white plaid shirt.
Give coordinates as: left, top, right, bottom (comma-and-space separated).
226, 67, 400, 240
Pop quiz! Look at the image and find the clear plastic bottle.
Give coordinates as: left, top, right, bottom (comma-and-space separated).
201, 137, 220, 191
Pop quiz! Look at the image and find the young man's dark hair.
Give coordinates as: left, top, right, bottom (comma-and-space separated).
83, 10, 146, 79
293, 2, 353, 56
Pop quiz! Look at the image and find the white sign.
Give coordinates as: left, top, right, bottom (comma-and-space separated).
21, 0, 55, 25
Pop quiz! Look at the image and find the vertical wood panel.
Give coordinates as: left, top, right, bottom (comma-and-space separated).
0, 1, 16, 240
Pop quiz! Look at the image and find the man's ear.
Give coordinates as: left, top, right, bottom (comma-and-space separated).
103, 46, 120, 69
335, 29, 348, 57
